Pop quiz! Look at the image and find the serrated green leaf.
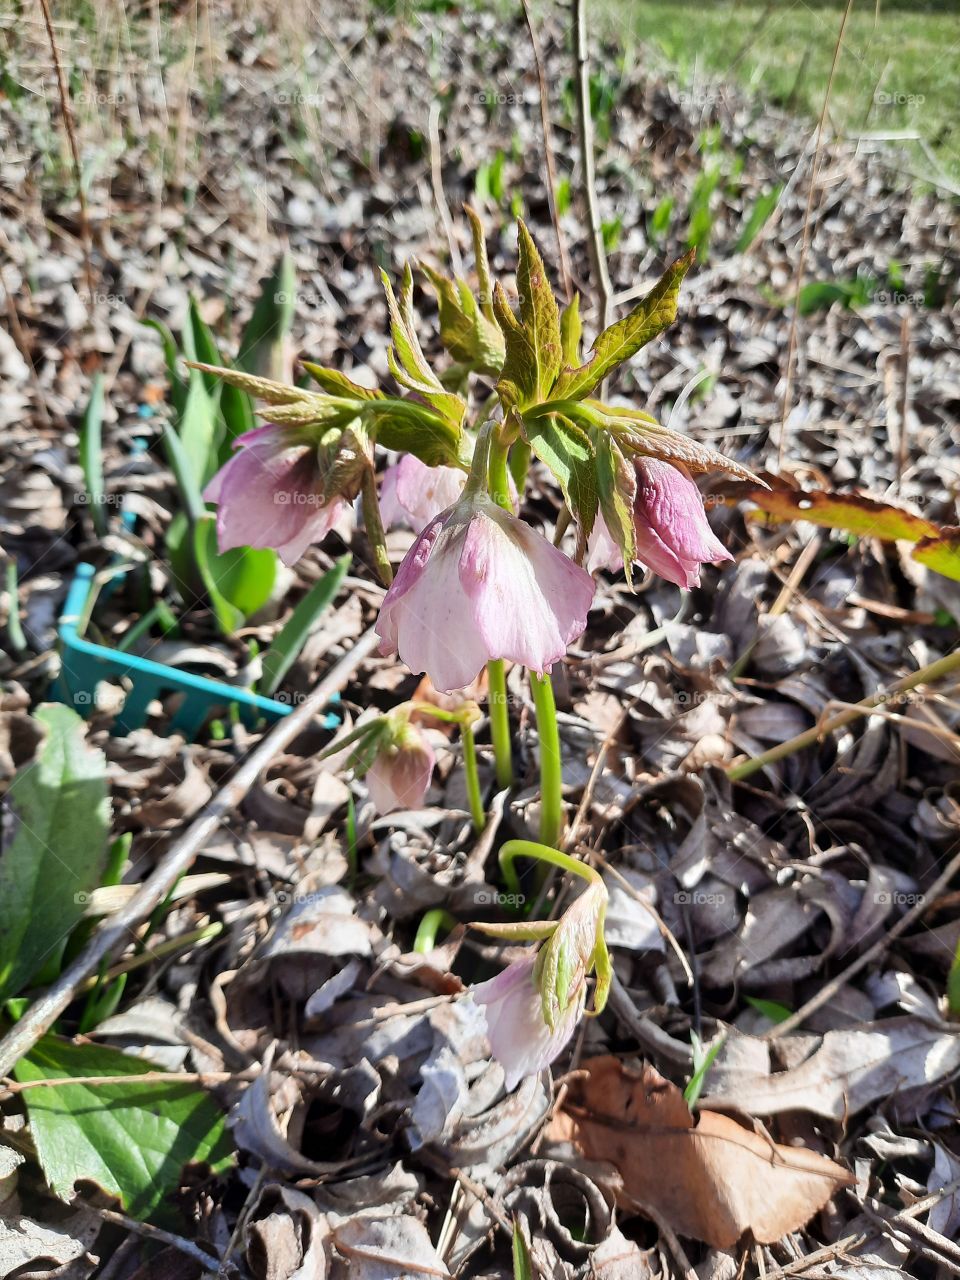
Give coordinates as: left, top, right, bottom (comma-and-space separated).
16, 1037, 233, 1222
554, 250, 695, 400
381, 266, 466, 428
0, 705, 110, 1000
522, 414, 598, 547
465, 204, 495, 321
516, 220, 562, 399
301, 362, 384, 401
594, 431, 636, 584
421, 265, 505, 376
260, 554, 351, 696
560, 293, 582, 367
493, 281, 540, 410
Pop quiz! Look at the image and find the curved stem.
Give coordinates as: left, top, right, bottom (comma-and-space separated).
509, 440, 531, 495
530, 671, 563, 848
487, 660, 513, 788
461, 722, 485, 833
499, 839, 600, 898
413, 908, 458, 954
360, 466, 393, 587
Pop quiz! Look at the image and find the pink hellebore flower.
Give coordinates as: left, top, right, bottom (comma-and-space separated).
203, 423, 345, 567
586, 461, 732, 588
375, 493, 595, 693
473, 955, 586, 1092
380, 454, 467, 530
365, 723, 436, 815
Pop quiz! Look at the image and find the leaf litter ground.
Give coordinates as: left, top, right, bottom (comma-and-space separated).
1, 2, 960, 1277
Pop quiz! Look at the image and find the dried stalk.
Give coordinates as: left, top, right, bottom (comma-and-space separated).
571, 0, 612, 334
0, 628, 379, 1078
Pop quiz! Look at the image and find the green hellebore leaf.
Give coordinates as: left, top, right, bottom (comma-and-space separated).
559, 292, 582, 367
16, 1037, 233, 1222
185, 360, 318, 407
421, 264, 505, 376
0, 705, 110, 1001
193, 516, 277, 635
380, 265, 466, 429
469, 920, 560, 943
913, 528, 960, 582
465, 203, 496, 321
493, 280, 540, 411
592, 403, 763, 483
521, 413, 598, 551
553, 250, 695, 400
515, 220, 562, 400
368, 400, 471, 469
301, 361, 385, 401
594, 430, 637, 585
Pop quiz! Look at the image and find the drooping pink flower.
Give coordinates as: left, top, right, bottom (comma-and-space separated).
380, 455, 467, 530
375, 493, 595, 692
203, 423, 345, 566
365, 724, 436, 814
472, 955, 585, 1091
632, 459, 732, 589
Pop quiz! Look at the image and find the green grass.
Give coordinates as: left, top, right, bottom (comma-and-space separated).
596, 0, 960, 184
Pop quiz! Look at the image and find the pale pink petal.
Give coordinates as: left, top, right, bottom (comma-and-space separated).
585, 514, 623, 574
461, 509, 594, 675
375, 516, 490, 691
395, 455, 466, 528
378, 463, 405, 529
633, 460, 732, 588
473, 956, 583, 1091
203, 423, 343, 565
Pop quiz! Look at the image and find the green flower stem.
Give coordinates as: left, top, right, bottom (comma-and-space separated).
530, 671, 563, 848
487, 434, 513, 513
499, 839, 600, 899
508, 440, 531, 496
487, 660, 513, 788
461, 721, 485, 833
360, 466, 394, 587
413, 908, 459, 954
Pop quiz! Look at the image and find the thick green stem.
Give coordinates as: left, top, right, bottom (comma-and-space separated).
413, 908, 458, 954
727, 647, 960, 782
499, 839, 600, 899
461, 722, 485, 833
360, 466, 393, 587
530, 671, 563, 848
487, 660, 513, 789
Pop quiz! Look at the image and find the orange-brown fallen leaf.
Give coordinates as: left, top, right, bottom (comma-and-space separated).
547, 1056, 854, 1249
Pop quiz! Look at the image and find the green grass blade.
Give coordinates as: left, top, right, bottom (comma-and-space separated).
260, 554, 351, 696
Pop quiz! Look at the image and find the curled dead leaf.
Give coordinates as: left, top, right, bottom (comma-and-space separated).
547, 1055, 854, 1249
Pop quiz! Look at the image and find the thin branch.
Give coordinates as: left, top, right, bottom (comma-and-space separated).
777, 0, 854, 467
571, 0, 612, 334
0, 628, 380, 1078
520, 0, 573, 300
37, 0, 95, 309
428, 101, 462, 276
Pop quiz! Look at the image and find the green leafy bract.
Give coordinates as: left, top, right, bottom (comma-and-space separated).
553, 250, 695, 400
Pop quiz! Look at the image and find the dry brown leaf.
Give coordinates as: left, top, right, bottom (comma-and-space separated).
548, 1055, 854, 1248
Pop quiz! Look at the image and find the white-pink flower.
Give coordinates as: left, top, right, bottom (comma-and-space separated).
472, 955, 585, 1091
365, 726, 435, 814
632, 459, 732, 589
375, 493, 595, 692
203, 423, 345, 566
379, 455, 467, 530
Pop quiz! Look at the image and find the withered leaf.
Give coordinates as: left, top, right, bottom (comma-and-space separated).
548, 1056, 854, 1248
